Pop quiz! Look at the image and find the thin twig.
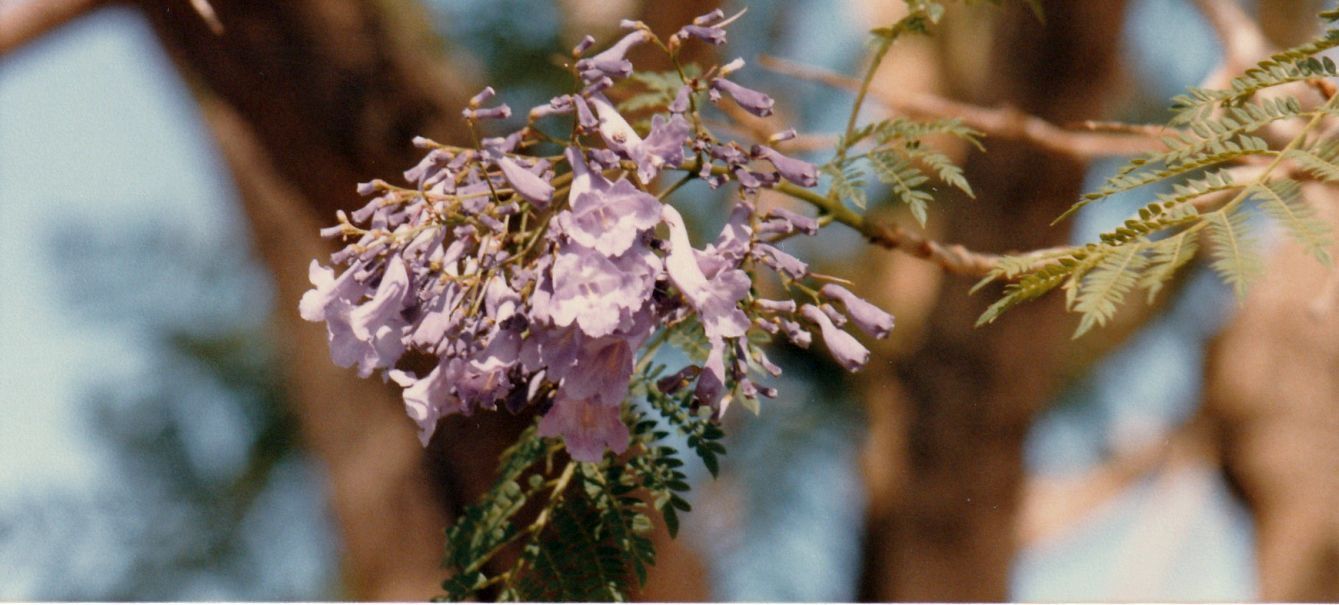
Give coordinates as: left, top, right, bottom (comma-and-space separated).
759, 54, 1170, 158
0, 0, 106, 55
772, 181, 1002, 276
188, 0, 224, 35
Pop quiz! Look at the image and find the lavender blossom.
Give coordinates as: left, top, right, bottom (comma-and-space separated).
661, 205, 750, 340
753, 144, 818, 187
801, 304, 869, 372
562, 179, 661, 255
494, 154, 553, 206
538, 397, 630, 462
821, 283, 895, 339
754, 243, 808, 279
669, 85, 692, 113
710, 77, 775, 117
576, 30, 649, 82
299, 10, 892, 466
391, 362, 465, 447
765, 207, 819, 235
543, 244, 659, 338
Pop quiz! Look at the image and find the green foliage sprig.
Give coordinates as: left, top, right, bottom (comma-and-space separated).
977, 12, 1339, 337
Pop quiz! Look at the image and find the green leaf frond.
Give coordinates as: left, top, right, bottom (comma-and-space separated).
1071, 243, 1150, 338
824, 117, 980, 220
1057, 135, 1269, 224
1205, 206, 1264, 300
869, 150, 934, 225
983, 11, 1339, 332
1285, 139, 1339, 182
437, 368, 719, 601
1139, 230, 1200, 304
1250, 178, 1334, 266
823, 160, 869, 210
1171, 30, 1339, 123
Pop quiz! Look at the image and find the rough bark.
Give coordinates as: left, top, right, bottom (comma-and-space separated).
1202, 183, 1339, 601
859, 2, 1128, 600
126, 0, 526, 598
202, 99, 451, 599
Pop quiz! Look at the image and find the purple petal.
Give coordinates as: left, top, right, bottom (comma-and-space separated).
496, 155, 554, 206
801, 304, 869, 372
589, 93, 643, 154
395, 360, 467, 447
821, 283, 894, 339
669, 85, 693, 113
764, 207, 819, 235
634, 114, 691, 183
753, 145, 818, 187
538, 397, 630, 462
754, 243, 808, 279
710, 77, 774, 117
559, 337, 634, 406
573, 95, 599, 130
349, 257, 411, 342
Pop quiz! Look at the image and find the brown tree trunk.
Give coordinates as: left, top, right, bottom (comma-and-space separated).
1202, 183, 1339, 601
859, 2, 1128, 600
126, 0, 530, 598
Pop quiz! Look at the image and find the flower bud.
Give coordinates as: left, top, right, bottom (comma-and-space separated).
801, 304, 869, 372
820, 283, 894, 339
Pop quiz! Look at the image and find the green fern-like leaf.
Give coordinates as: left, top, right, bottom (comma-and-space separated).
1285, 140, 1339, 182
1072, 244, 1150, 338
1171, 28, 1339, 123
872, 117, 983, 148
869, 150, 933, 225
1159, 97, 1302, 164
1058, 136, 1268, 223
823, 161, 868, 210
511, 491, 631, 602
1140, 230, 1200, 304
911, 147, 975, 198
975, 260, 1076, 327
1251, 178, 1334, 265
1205, 207, 1264, 300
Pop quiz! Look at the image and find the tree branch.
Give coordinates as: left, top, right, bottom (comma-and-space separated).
0, 0, 106, 55
759, 54, 1170, 158
1017, 414, 1214, 547
771, 180, 1005, 276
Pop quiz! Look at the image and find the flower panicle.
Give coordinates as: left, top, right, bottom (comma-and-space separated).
299, 9, 893, 460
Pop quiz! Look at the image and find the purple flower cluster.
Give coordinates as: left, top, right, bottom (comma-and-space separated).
300, 12, 894, 461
